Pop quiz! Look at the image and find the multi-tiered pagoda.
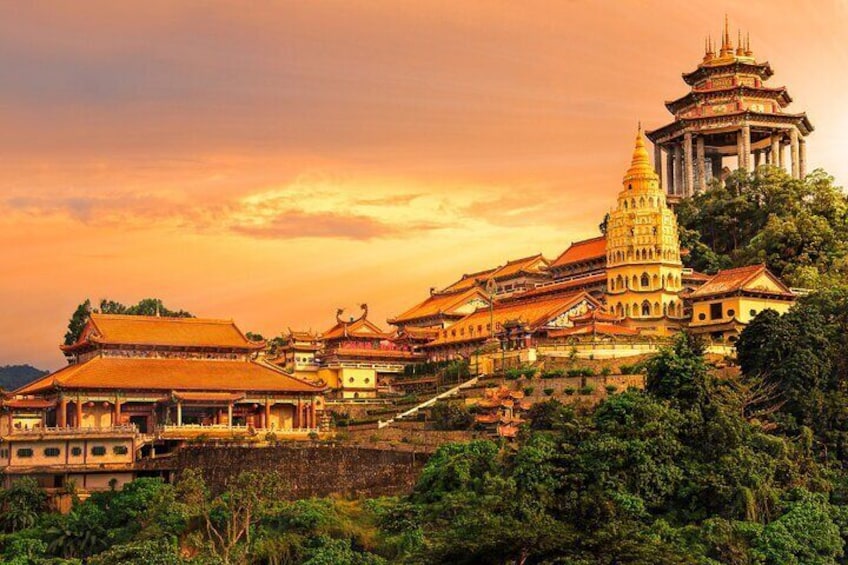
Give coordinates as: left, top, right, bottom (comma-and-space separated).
647, 17, 814, 199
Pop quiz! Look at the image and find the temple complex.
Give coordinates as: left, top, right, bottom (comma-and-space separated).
647, 17, 814, 199
1, 314, 326, 492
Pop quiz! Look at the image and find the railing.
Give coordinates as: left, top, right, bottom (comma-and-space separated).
5, 424, 138, 436
156, 425, 319, 434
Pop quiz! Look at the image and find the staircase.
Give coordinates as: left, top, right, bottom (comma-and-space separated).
378, 375, 480, 429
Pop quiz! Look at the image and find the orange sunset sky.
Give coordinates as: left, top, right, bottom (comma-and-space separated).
2, 1, 847, 370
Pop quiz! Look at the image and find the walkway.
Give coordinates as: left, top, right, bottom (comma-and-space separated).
378, 375, 480, 429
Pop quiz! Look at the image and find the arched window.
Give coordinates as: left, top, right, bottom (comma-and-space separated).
608, 278, 615, 291
616, 303, 623, 316
641, 301, 651, 317
639, 197, 645, 208
654, 302, 660, 316
640, 273, 650, 287
631, 275, 638, 288
625, 304, 631, 316
616, 275, 624, 290
623, 200, 628, 210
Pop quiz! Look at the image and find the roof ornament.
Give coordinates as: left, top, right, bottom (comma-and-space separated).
745, 32, 753, 57
720, 14, 732, 56
736, 29, 745, 56
355, 303, 369, 323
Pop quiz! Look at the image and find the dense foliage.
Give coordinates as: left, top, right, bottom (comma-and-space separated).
9, 294, 848, 563
0, 364, 48, 391
676, 166, 848, 287
63, 298, 193, 346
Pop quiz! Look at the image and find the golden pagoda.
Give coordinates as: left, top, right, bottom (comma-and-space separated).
605, 127, 685, 336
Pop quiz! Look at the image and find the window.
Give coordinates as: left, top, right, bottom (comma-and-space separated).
698, 313, 706, 321
641, 301, 651, 317
113, 446, 128, 455
710, 303, 723, 320
0, 449, 8, 458
91, 446, 107, 457
16, 448, 33, 458
750, 309, 757, 317
364, 378, 370, 384
640, 273, 650, 288
727, 309, 736, 317
71, 447, 82, 457
44, 447, 60, 457
348, 377, 355, 383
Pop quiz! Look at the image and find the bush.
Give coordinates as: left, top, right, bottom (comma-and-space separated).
605, 384, 618, 394
600, 367, 612, 377
619, 363, 643, 375
523, 386, 535, 396
567, 367, 595, 377
578, 386, 595, 395
543, 388, 555, 396
522, 366, 538, 378
505, 368, 523, 380
564, 387, 576, 396
542, 369, 564, 379
429, 402, 474, 430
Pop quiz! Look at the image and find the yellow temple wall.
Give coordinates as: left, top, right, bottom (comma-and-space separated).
81, 404, 114, 428
690, 296, 792, 328
67, 472, 135, 491
2, 438, 134, 469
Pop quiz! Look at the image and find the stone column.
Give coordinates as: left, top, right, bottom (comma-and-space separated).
113, 397, 122, 427
310, 401, 317, 430
296, 397, 302, 429
790, 128, 800, 179
666, 144, 675, 196
683, 132, 694, 196
227, 403, 233, 428
264, 398, 271, 429
696, 136, 706, 193
176, 402, 182, 426
673, 143, 683, 195
778, 139, 785, 169
799, 138, 807, 178
771, 133, 781, 169
741, 124, 751, 171
58, 396, 67, 428
654, 144, 663, 189
754, 150, 761, 169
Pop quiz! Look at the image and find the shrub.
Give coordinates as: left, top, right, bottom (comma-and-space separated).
605, 384, 618, 394
579, 386, 595, 395
523, 386, 535, 396
505, 368, 523, 380
429, 402, 474, 430
522, 366, 538, 378
543, 388, 555, 396
567, 367, 595, 377
564, 387, 576, 396
600, 367, 612, 377
542, 369, 565, 379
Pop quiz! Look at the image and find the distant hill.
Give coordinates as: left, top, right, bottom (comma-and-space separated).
0, 364, 49, 392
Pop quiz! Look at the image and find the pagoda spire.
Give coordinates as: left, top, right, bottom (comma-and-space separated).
736, 30, 745, 55
625, 125, 655, 179
720, 14, 732, 56
745, 32, 753, 56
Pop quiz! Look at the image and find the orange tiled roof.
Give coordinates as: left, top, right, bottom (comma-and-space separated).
550, 236, 607, 269
63, 314, 263, 352
689, 264, 794, 299
326, 347, 424, 360
505, 273, 606, 302
548, 322, 639, 338
14, 357, 325, 395
490, 254, 549, 281
1, 398, 56, 409
322, 317, 391, 340
397, 326, 441, 340
426, 291, 597, 346
389, 287, 490, 325
173, 391, 245, 402
440, 267, 498, 293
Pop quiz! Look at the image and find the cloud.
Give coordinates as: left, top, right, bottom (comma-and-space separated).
231, 210, 403, 240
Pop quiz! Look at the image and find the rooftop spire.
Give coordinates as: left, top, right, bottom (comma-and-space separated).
626, 125, 654, 178
745, 32, 753, 56
720, 14, 733, 56
736, 29, 745, 55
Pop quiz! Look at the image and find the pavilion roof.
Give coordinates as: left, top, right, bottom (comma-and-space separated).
689, 264, 794, 299
489, 253, 549, 280
503, 273, 606, 302
388, 287, 490, 325
13, 357, 325, 396
665, 84, 792, 114
439, 267, 498, 293
62, 314, 264, 353
549, 236, 607, 270
322, 317, 391, 341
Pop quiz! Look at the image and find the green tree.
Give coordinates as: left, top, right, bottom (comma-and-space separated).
0, 477, 48, 532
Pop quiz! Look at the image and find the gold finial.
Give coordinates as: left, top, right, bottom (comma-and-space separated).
745, 32, 753, 56
721, 14, 732, 55
736, 29, 745, 55
626, 126, 653, 177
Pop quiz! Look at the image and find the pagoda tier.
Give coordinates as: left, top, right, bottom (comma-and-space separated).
646, 17, 813, 199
